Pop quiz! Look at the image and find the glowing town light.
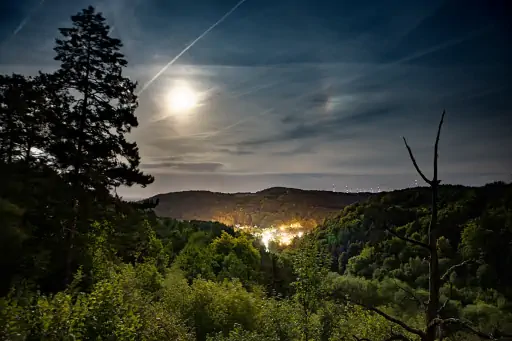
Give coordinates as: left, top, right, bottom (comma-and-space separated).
260, 229, 275, 250
234, 223, 306, 250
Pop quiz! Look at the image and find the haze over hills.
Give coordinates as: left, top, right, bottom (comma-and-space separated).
149, 187, 373, 229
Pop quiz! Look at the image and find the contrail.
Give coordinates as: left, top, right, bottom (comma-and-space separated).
200, 108, 274, 139
393, 25, 494, 65
229, 80, 282, 99
12, 18, 30, 37
142, 36, 340, 136
14, 0, 46, 35
200, 81, 332, 141
1, 0, 45, 48
199, 27, 493, 138
136, 0, 249, 96
144, 25, 494, 143
339, 25, 494, 88
141, 43, 319, 130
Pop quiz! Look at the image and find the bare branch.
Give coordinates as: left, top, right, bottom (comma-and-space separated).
393, 279, 425, 309
438, 298, 449, 315
433, 110, 445, 183
346, 299, 426, 338
441, 259, 472, 282
402, 136, 432, 185
432, 318, 512, 340
438, 281, 453, 315
384, 225, 430, 250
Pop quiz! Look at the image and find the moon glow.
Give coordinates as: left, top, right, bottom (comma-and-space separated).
168, 84, 198, 112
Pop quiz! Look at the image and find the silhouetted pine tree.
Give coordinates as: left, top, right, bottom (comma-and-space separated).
50, 5, 153, 194
47, 6, 153, 282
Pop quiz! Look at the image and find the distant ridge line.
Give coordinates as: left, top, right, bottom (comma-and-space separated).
148, 186, 375, 229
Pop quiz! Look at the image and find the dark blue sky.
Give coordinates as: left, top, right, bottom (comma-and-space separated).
0, 0, 510, 197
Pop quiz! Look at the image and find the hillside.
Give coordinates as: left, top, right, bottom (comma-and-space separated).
150, 187, 373, 229
314, 182, 512, 297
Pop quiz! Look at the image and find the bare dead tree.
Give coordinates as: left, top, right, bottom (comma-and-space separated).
337, 111, 512, 341
408, 111, 445, 341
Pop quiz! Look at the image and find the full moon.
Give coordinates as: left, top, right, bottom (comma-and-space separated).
167, 85, 198, 112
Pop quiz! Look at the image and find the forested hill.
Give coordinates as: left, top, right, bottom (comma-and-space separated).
149, 187, 372, 228
314, 182, 512, 297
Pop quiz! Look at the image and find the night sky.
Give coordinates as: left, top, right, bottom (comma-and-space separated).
1, 0, 511, 198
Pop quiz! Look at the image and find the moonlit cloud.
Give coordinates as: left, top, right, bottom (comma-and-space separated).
140, 161, 225, 173
1, 0, 510, 199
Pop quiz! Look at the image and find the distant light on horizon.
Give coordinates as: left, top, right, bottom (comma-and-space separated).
337, 185, 383, 194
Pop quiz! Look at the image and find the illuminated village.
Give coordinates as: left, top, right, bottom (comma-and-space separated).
234, 222, 305, 249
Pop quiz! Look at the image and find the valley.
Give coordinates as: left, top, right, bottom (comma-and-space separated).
150, 186, 372, 228
149, 186, 373, 247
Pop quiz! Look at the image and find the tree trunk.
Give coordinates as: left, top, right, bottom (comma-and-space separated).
425, 184, 440, 341
403, 111, 445, 341
271, 253, 276, 293
25, 136, 33, 165
6, 114, 14, 164
65, 35, 92, 285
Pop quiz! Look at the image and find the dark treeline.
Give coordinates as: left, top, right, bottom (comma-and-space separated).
1, 5, 512, 341
0, 5, 153, 294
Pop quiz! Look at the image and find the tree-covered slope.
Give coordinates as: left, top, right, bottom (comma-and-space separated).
150, 187, 372, 229
314, 182, 512, 298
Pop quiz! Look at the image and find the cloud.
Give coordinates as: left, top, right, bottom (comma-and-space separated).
271, 143, 316, 156
140, 161, 224, 173
236, 96, 403, 147
146, 156, 186, 162
216, 147, 254, 156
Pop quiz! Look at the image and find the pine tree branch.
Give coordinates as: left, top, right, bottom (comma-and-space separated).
346, 300, 425, 338
441, 259, 472, 282
402, 137, 432, 185
384, 225, 430, 250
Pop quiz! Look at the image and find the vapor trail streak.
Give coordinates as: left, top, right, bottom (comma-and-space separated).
392, 26, 493, 65
212, 26, 495, 141
1, 0, 45, 48
200, 108, 274, 139
141, 45, 316, 130
201, 82, 330, 140
12, 18, 30, 37
238, 27, 494, 136
136, 0, 249, 96
340, 25, 494, 87
229, 81, 281, 99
